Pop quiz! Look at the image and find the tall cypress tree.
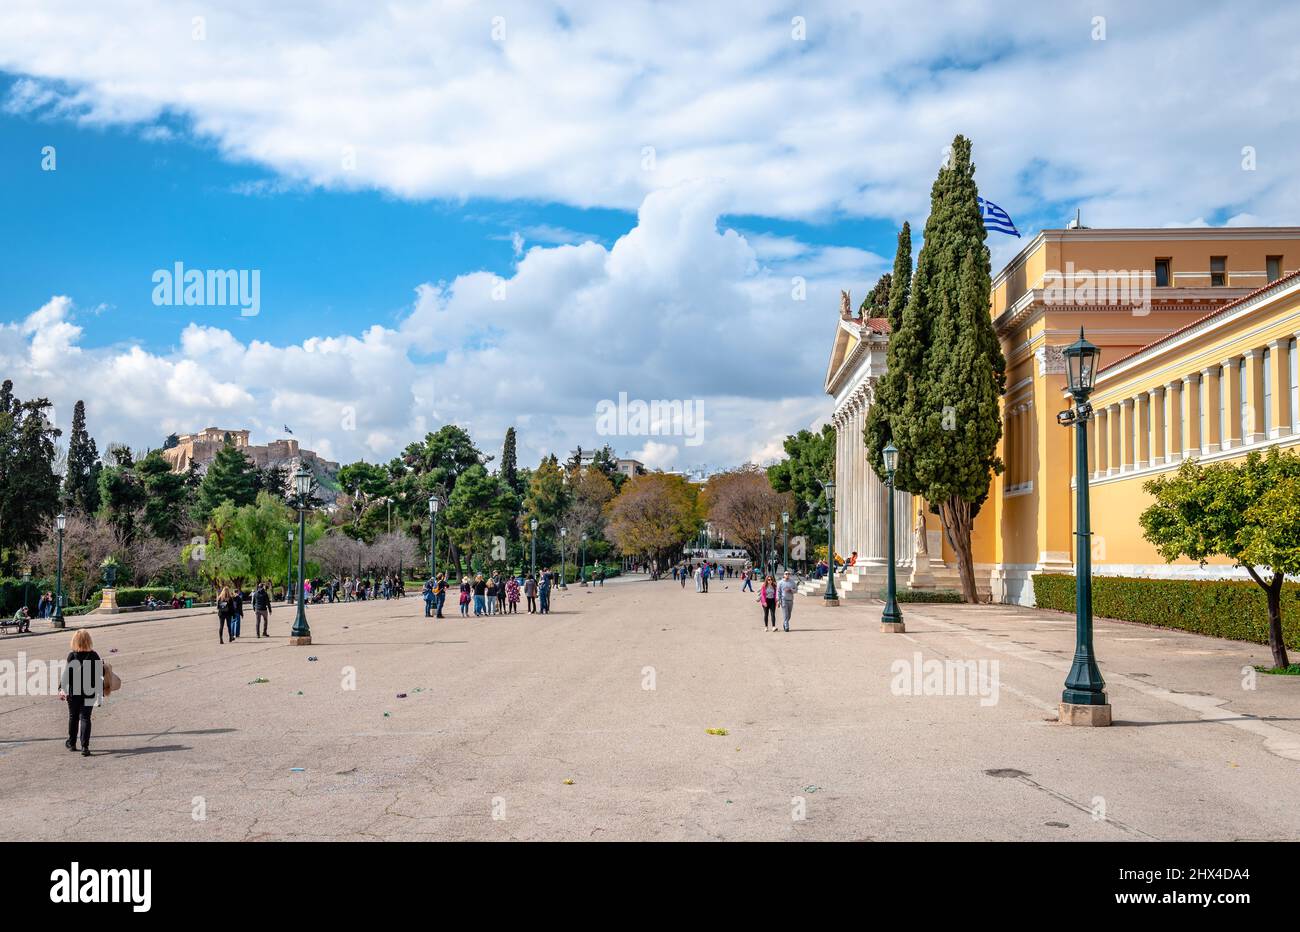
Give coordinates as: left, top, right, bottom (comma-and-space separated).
870, 134, 1004, 602
64, 400, 101, 514
501, 427, 520, 494
864, 221, 916, 481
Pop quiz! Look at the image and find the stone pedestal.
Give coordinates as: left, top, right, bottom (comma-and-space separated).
880, 621, 906, 633
97, 588, 120, 614
908, 553, 934, 589
288, 635, 312, 646
821, 598, 840, 607
1058, 702, 1112, 727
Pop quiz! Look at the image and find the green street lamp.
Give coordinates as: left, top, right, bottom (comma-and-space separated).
781, 510, 789, 572
822, 481, 839, 606
580, 532, 588, 585
880, 443, 905, 632
289, 464, 312, 646
21, 566, 32, 618
759, 527, 766, 576
52, 513, 66, 628
1058, 327, 1110, 726
530, 518, 538, 576
769, 521, 777, 574
428, 494, 439, 579
285, 529, 294, 603
559, 526, 568, 589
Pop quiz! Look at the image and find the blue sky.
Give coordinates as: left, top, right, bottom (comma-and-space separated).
1, 1, 1296, 470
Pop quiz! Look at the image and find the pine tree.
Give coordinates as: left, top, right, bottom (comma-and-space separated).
138, 449, 192, 539
0, 387, 62, 563
195, 442, 259, 519
886, 221, 911, 334
866, 136, 1004, 602
860, 274, 892, 318
64, 400, 101, 513
864, 221, 916, 482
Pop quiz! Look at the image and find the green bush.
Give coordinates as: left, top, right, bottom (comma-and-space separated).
1032, 574, 1300, 649
112, 587, 174, 607
887, 588, 964, 603
0, 576, 55, 615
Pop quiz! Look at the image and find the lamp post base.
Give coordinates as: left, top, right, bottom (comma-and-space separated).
1058, 701, 1112, 727
821, 598, 840, 607
288, 635, 313, 646
880, 621, 906, 633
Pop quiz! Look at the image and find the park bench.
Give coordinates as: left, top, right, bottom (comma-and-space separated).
1, 612, 32, 633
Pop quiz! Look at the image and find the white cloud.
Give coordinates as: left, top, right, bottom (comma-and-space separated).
0, 1, 1295, 227
1, 184, 875, 469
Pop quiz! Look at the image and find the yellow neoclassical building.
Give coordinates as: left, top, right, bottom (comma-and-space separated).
826, 225, 1300, 605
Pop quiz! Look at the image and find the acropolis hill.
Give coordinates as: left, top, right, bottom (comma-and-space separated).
162, 427, 341, 500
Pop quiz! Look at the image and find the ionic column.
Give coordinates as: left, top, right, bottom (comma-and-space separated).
1137, 393, 1151, 468
1094, 406, 1109, 478
1182, 373, 1200, 456
1244, 348, 1266, 444
1108, 403, 1122, 475
1268, 338, 1292, 439
1022, 401, 1033, 488
1202, 367, 1221, 453
1149, 387, 1165, 467
1120, 398, 1136, 471
1223, 358, 1243, 448
1165, 382, 1182, 463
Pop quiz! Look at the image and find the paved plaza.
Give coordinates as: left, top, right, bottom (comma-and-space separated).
1, 578, 1297, 841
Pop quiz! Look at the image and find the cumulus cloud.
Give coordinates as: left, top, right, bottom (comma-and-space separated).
2, 184, 875, 469
0, 1, 1295, 226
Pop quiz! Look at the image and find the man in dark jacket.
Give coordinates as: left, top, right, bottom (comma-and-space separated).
252, 583, 273, 637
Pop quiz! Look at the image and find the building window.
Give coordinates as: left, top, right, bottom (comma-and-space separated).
1263, 349, 1272, 435
1210, 256, 1227, 287
1267, 256, 1283, 283
1154, 258, 1171, 287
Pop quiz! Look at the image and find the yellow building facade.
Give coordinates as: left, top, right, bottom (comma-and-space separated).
972, 227, 1300, 603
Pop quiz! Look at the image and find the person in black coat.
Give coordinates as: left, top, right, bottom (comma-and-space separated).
252, 583, 273, 637
59, 629, 102, 756
217, 586, 235, 643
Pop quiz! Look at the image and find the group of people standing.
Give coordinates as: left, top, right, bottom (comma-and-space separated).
215, 583, 275, 642
421, 569, 564, 619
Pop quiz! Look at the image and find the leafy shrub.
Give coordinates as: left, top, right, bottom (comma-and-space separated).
112, 587, 174, 607
888, 588, 964, 603
1032, 574, 1300, 649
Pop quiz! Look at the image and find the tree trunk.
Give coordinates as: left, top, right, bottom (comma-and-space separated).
1244, 567, 1290, 669
938, 495, 979, 603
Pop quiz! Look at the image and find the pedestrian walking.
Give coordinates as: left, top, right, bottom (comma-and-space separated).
216, 586, 235, 643
58, 628, 103, 757
252, 582, 272, 637
434, 573, 447, 618
525, 574, 538, 613
459, 576, 471, 617
539, 569, 552, 614
777, 570, 798, 632
758, 575, 778, 630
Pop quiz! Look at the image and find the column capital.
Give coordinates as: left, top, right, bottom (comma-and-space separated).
1243, 347, 1261, 361
1183, 372, 1200, 386
1266, 337, 1285, 352
1121, 397, 1134, 409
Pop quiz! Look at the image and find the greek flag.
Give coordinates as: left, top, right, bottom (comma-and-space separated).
977, 197, 1021, 237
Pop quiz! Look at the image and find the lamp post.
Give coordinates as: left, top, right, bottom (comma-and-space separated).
880, 443, 905, 632
781, 511, 789, 572
1058, 327, 1110, 725
769, 521, 777, 574
530, 518, 538, 576
428, 494, 439, 579
580, 532, 588, 585
21, 566, 31, 618
823, 481, 839, 606
53, 513, 66, 628
759, 527, 766, 577
559, 526, 568, 589
289, 464, 312, 646
285, 529, 294, 603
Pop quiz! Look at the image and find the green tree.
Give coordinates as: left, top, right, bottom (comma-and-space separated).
97, 446, 146, 546
865, 135, 1004, 602
64, 400, 102, 514
1141, 449, 1300, 669
766, 425, 835, 544
0, 383, 62, 567
605, 472, 701, 567
444, 464, 516, 573
523, 454, 568, 546
186, 493, 302, 590
137, 449, 191, 540
501, 427, 521, 495
859, 272, 892, 318
195, 442, 258, 518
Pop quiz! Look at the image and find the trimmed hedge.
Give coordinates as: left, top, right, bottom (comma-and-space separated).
112, 587, 174, 607
887, 588, 964, 604
1032, 574, 1300, 650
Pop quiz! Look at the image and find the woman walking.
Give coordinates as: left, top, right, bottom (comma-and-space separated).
757, 575, 778, 631
58, 629, 102, 756
525, 574, 538, 613
216, 586, 235, 644
506, 575, 520, 614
